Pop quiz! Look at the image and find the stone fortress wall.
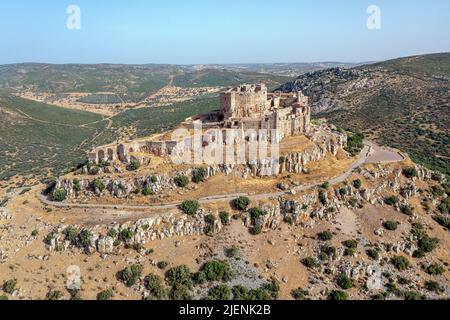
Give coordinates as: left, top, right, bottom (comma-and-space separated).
89, 84, 313, 166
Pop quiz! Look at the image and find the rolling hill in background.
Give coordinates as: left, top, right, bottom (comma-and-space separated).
0, 93, 219, 182
278, 53, 450, 175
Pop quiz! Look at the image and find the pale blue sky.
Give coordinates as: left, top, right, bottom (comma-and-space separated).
0, 0, 448, 64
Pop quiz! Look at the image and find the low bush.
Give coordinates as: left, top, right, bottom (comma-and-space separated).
46, 290, 63, 300
174, 176, 189, 188
318, 231, 333, 241
329, 290, 349, 300
366, 249, 380, 260
383, 221, 398, 231
353, 179, 362, 189
233, 196, 250, 211
198, 260, 233, 282
250, 207, 267, 219
192, 167, 207, 183
402, 168, 418, 179
144, 274, 167, 300
342, 240, 358, 249
391, 256, 410, 271
166, 265, 193, 289
78, 229, 93, 248
119, 264, 143, 287
2, 279, 17, 294
179, 200, 200, 215
97, 289, 113, 300
336, 273, 354, 289
384, 196, 399, 206
424, 263, 445, 275
207, 285, 231, 300
129, 159, 141, 171
53, 189, 67, 202
301, 257, 318, 269
219, 211, 230, 225
433, 215, 450, 229
291, 288, 309, 300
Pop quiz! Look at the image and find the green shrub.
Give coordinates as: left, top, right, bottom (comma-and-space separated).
97, 289, 113, 300
119, 228, 134, 242
119, 264, 143, 287
2, 279, 17, 294
219, 211, 230, 225
166, 265, 193, 289
157, 261, 169, 270
402, 291, 423, 300
169, 284, 193, 300
234, 196, 250, 211
417, 235, 439, 253
78, 229, 93, 247
321, 245, 336, 258
321, 182, 330, 189
179, 200, 200, 215
391, 256, 410, 271
46, 290, 63, 300
246, 288, 272, 300
192, 167, 207, 183
336, 273, 354, 289
225, 246, 240, 258
0, 295, 8, 300
263, 278, 280, 300
291, 288, 309, 300
410, 222, 426, 239
73, 179, 81, 192
434, 215, 450, 229
144, 274, 167, 300
424, 281, 443, 293
402, 168, 418, 179
199, 260, 233, 282
150, 176, 158, 184
107, 228, 118, 239
232, 285, 250, 300
384, 196, 398, 206
207, 285, 231, 300
250, 225, 262, 235
250, 207, 267, 219
63, 226, 78, 243
142, 187, 154, 196
344, 248, 356, 256
342, 240, 358, 249
366, 249, 380, 260
430, 186, 444, 197
344, 132, 364, 156
425, 263, 445, 276
329, 290, 349, 300
174, 176, 189, 188
31, 229, 39, 237
53, 189, 67, 202
301, 257, 318, 269
383, 221, 398, 231
353, 179, 362, 189
318, 231, 333, 241
438, 197, 450, 214
92, 179, 105, 192
129, 159, 141, 171
400, 204, 414, 216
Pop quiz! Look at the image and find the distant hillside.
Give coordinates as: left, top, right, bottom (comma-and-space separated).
172, 69, 291, 89
0, 63, 291, 96
0, 93, 219, 182
278, 53, 450, 175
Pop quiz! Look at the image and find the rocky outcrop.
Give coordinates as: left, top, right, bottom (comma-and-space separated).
44, 209, 223, 254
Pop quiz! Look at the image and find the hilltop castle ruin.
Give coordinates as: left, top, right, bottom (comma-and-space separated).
89, 84, 312, 165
